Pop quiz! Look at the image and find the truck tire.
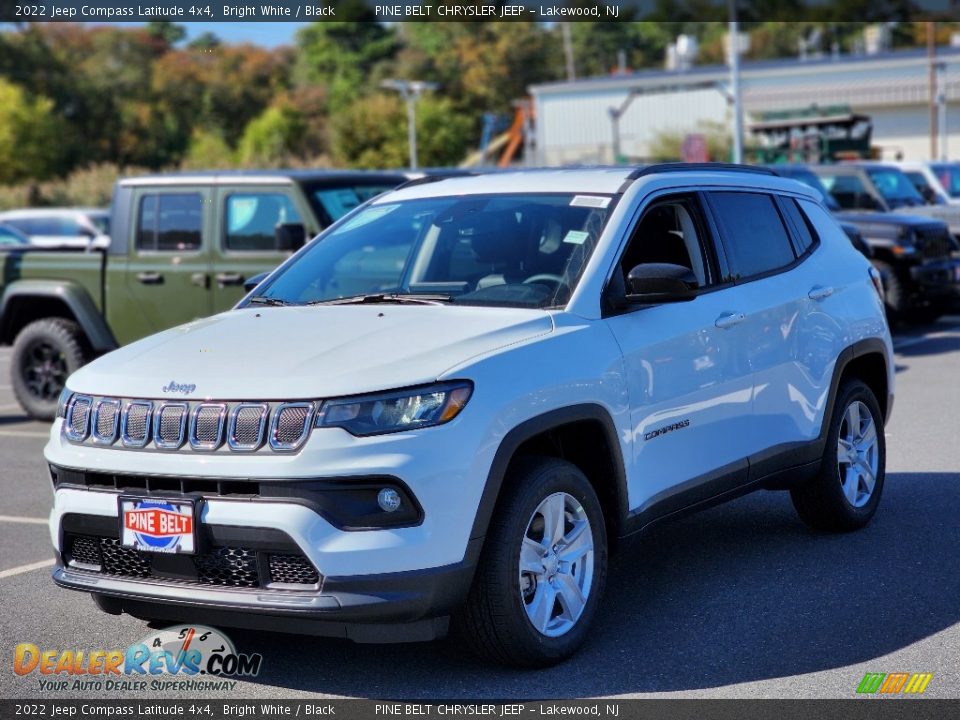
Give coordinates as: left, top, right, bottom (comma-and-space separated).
790, 379, 885, 532
455, 457, 607, 667
11, 318, 89, 420
871, 260, 906, 326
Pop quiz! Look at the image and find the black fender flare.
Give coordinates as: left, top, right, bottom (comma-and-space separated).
0, 280, 116, 352
468, 403, 629, 545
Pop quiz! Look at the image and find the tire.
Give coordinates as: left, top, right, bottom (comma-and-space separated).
455, 457, 607, 667
11, 318, 89, 420
907, 303, 944, 326
791, 379, 885, 532
872, 260, 906, 326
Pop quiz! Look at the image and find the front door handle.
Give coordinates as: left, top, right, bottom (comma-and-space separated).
808, 285, 835, 301
715, 311, 746, 330
191, 272, 209, 289
215, 272, 245, 287
136, 271, 163, 285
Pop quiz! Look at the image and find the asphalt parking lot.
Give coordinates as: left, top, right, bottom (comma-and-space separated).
1, 320, 959, 701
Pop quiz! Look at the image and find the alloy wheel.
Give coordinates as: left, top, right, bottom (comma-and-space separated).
836, 400, 879, 508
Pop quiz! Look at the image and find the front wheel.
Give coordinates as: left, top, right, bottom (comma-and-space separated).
791, 379, 886, 532
455, 458, 607, 667
11, 318, 89, 420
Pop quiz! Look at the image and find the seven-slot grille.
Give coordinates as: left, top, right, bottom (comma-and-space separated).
915, 226, 954, 261
64, 396, 314, 453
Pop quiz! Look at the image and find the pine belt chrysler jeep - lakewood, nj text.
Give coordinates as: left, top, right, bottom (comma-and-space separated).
46, 165, 894, 667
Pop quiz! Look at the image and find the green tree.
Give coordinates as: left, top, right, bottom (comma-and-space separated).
332, 93, 473, 169
182, 129, 235, 169
295, 2, 399, 111
0, 79, 63, 184
237, 102, 308, 166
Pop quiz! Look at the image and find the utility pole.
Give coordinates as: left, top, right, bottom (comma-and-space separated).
729, 0, 744, 164
938, 62, 948, 161
561, 23, 576, 81
928, 22, 938, 160
381, 80, 437, 171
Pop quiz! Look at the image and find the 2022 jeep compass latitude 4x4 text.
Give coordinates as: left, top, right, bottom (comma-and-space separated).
46, 165, 893, 667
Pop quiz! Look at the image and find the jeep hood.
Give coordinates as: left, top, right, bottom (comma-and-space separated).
68, 306, 554, 400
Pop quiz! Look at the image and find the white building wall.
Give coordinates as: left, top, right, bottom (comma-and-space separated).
537, 86, 730, 165
868, 104, 960, 161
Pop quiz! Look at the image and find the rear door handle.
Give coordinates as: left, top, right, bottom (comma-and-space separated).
135, 271, 163, 285
715, 311, 746, 330
215, 272, 245, 287
808, 285, 835, 301
191, 272, 209, 289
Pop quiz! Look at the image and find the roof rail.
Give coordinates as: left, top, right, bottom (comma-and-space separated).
626, 163, 776, 180
396, 171, 476, 190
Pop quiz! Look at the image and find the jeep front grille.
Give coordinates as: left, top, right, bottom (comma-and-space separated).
65, 395, 92, 442
915, 227, 954, 260
62, 397, 316, 454
121, 402, 152, 447
155, 403, 187, 449
190, 403, 226, 450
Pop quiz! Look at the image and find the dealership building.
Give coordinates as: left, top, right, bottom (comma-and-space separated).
529, 45, 960, 165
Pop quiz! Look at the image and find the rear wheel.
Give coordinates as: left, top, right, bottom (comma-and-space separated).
455, 458, 607, 667
791, 379, 885, 532
11, 318, 88, 420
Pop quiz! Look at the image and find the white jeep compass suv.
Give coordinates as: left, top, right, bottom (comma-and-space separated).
46, 165, 893, 667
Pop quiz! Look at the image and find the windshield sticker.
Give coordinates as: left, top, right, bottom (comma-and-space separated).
340, 204, 401, 232
563, 230, 590, 245
570, 195, 611, 209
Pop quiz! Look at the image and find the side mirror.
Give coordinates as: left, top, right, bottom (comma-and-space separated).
625, 263, 698, 304
243, 272, 269, 293
275, 223, 306, 252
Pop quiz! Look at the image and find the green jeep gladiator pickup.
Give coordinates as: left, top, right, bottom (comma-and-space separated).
0, 170, 407, 419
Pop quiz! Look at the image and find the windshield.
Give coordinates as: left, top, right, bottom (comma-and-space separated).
932, 164, 960, 198
866, 168, 925, 208
88, 212, 110, 235
254, 192, 613, 310
306, 183, 401, 224
781, 168, 840, 211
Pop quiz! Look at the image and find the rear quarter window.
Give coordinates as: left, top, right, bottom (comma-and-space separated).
708, 192, 797, 280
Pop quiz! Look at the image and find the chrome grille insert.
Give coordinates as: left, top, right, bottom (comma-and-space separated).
121, 401, 153, 448
154, 403, 188, 450
227, 403, 268, 452
91, 399, 120, 445
190, 403, 227, 451
270, 402, 314, 451
64, 395, 93, 442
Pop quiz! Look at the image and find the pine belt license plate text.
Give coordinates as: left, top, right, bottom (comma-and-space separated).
119, 497, 197, 554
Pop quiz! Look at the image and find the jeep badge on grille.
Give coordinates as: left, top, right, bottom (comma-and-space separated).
162, 381, 197, 394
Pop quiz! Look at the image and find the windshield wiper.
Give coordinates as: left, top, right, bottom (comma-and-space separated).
306, 293, 454, 306
247, 296, 295, 307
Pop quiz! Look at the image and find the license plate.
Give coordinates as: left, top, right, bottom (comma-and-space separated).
119, 497, 198, 555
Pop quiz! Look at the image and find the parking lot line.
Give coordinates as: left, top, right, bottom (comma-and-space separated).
0, 558, 54, 580
0, 430, 50, 439
0, 514, 48, 525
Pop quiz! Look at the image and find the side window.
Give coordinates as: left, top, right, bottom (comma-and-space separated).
709, 192, 796, 280
225, 193, 302, 252
137, 193, 203, 252
779, 197, 817, 255
818, 174, 867, 210
618, 196, 712, 289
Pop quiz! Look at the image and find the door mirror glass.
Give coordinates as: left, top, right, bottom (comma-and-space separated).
274, 223, 306, 252
243, 272, 269, 293
625, 263, 698, 304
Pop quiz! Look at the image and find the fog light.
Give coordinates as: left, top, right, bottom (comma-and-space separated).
377, 488, 402, 513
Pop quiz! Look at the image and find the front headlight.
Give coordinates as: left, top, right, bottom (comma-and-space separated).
316, 381, 473, 436
56, 388, 72, 419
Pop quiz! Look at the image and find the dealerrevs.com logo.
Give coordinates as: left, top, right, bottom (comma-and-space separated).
14, 625, 262, 692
